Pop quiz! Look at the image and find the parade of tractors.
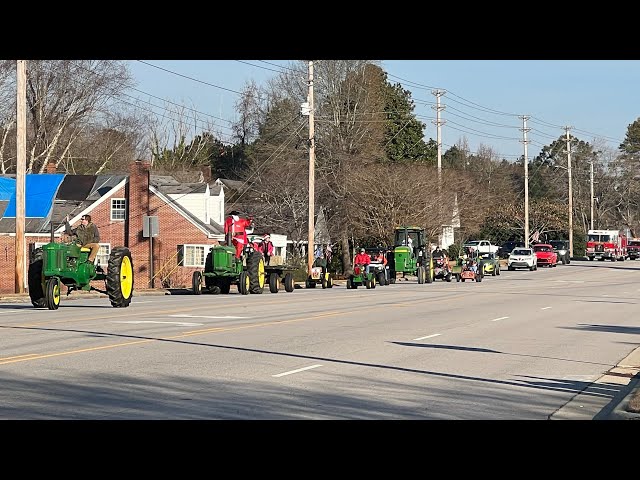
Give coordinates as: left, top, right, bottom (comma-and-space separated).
25, 209, 581, 309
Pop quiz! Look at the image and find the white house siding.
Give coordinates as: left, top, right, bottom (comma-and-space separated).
168, 193, 207, 223
208, 192, 224, 225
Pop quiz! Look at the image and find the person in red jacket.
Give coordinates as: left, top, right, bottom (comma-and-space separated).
353, 247, 371, 275
224, 211, 253, 258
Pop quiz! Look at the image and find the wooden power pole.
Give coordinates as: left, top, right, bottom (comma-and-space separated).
15, 60, 26, 293
307, 61, 315, 276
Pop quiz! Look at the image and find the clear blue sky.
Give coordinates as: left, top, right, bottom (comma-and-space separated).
127, 60, 640, 161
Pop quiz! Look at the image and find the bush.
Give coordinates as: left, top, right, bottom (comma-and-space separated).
447, 243, 462, 259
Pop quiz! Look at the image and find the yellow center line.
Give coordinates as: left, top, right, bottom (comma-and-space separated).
2, 291, 472, 365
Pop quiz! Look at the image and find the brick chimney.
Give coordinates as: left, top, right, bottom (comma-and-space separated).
200, 165, 212, 183
127, 160, 151, 280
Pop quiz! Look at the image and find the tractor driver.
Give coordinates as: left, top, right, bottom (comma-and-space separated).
65, 214, 101, 264
353, 247, 372, 274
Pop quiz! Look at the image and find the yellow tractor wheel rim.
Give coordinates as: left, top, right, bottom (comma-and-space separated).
245, 275, 250, 290
53, 281, 60, 305
258, 259, 265, 288
120, 256, 133, 299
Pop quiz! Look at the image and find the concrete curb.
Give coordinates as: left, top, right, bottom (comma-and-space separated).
608, 373, 640, 420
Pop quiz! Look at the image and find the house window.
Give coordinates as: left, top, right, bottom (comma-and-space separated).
111, 198, 126, 221
96, 243, 111, 267
181, 244, 210, 268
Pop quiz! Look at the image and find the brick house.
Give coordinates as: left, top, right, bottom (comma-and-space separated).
0, 160, 231, 294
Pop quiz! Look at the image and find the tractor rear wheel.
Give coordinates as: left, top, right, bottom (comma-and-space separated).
28, 247, 46, 308
106, 247, 134, 308
417, 266, 425, 284
247, 251, 265, 294
327, 274, 333, 288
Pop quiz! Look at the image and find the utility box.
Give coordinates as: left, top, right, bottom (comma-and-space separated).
143, 215, 159, 238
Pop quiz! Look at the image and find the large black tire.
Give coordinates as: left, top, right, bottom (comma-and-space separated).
377, 271, 386, 286
247, 251, 265, 294
238, 271, 250, 295
417, 266, 425, 284
106, 247, 134, 308
192, 271, 202, 295
327, 275, 333, 288
45, 277, 61, 310
269, 273, 279, 293
204, 251, 215, 290
284, 273, 294, 292
28, 247, 46, 308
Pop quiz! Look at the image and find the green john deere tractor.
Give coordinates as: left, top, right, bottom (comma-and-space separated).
28, 242, 134, 310
386, 226, 434, 284
191, 237, 269, 295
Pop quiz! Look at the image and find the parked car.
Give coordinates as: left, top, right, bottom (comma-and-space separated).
508, 247, 537, 271
548, 240, 571, 264
499, 241, 524, 259
532, 243, 558, 267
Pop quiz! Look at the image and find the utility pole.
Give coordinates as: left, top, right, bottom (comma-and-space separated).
590, 157, 595, 230
565, 127, 573, 258
520, 115, 530, 248
15, 60, 26, 293
432, 89, 446, 245
307, 61, 315, 276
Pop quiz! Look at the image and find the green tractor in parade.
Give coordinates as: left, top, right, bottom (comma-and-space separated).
386, 226, 434, 284
28, 241, 134, 310
192, 242, 268, 295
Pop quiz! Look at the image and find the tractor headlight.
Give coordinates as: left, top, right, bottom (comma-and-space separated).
558, 249, 566, 255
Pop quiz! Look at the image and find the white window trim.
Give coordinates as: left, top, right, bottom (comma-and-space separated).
182, 244, 211, 268
110, 198, 127, 221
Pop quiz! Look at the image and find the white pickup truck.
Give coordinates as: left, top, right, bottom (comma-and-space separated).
463, 240, 500, 256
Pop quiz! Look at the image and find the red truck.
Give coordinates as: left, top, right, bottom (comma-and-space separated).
585, 229, 628, 261
627, 238, 640, 260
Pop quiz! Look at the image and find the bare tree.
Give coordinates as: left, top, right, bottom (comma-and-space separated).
0, 60, 146, 174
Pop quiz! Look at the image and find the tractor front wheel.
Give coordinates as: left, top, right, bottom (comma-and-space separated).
28, 247, 46, 308
192, 271, 202, 295
106, 247, 134, 308
238, 271, 250, 295
45, 277, 61, 310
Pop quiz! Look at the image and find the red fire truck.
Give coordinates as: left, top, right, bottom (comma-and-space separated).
585, 229, 628, 261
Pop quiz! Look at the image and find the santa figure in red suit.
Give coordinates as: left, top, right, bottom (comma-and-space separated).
224, 211, 253, 258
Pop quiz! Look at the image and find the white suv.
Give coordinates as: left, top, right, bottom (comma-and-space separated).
508, 247, 537, 271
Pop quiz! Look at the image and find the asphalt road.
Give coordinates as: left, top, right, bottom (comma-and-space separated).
1, 259, 639, 419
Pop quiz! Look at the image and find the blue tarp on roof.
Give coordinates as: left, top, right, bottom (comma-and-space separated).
3, 174, 65, 218
0, 177, 15, 201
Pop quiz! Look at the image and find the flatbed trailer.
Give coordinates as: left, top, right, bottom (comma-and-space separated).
264, 264, 297, 293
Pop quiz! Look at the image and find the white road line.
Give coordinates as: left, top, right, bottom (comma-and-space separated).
273, 364, 323, 378
491, 316, 510, 322
554, 280, 584, 283
133, 301, 154, 304
0, 309, 28, 314
413, 333, 442, 341
113, 320, 203, 326
169, 314, 248, 319
541, 306, 552, 310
